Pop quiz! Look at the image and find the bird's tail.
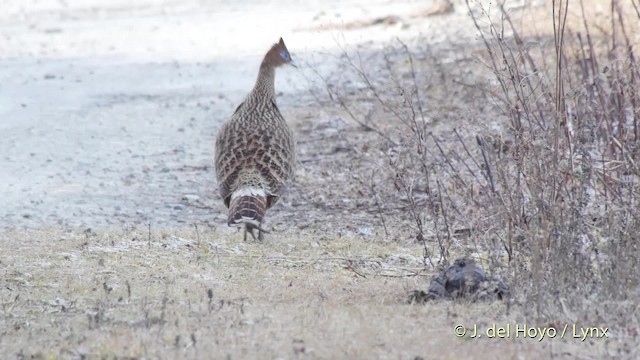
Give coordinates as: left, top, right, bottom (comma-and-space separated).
228, 187, 267, 229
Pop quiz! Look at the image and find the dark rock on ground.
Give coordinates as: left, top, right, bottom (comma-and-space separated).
409, 258, 509, 303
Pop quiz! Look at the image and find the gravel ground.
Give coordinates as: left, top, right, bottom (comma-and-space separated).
0, 0, 481, 231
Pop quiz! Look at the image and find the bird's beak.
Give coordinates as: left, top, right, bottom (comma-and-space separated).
289, 61, 298, 68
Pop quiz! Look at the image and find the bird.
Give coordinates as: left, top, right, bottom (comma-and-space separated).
214, 38, 297, 241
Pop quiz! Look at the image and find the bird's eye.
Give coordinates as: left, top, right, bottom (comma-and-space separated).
279, 51, 289, 60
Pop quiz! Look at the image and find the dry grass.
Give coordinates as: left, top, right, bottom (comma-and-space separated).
0, 227, 631, 359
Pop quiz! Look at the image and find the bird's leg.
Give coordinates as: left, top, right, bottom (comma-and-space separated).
245, 224, 259, 241
254, 222, 269, 241
258, 224, 265, 241
243, 223, 268, 241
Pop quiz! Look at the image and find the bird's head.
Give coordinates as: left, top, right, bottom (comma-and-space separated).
263, 37, 296, 68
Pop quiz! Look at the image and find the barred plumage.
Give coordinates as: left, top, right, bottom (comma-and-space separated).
214, 38, 296, 241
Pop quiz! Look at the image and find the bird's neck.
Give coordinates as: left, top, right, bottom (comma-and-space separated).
250, 62, 276, 100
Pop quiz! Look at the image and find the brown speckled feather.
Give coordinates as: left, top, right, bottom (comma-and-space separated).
214, 38, 296, 241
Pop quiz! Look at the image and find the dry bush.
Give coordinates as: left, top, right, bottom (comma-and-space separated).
463, 0, 640, 325
312, 0, 640, 328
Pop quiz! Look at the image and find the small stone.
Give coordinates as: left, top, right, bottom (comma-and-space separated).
182, 194, 200, 203
51, 297, 69, 307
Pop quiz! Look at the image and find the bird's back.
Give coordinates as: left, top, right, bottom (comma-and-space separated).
214, 95, 296, 207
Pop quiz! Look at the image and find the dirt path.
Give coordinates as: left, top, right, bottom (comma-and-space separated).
0, 0, 549, 231
0, 0, 465, 230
